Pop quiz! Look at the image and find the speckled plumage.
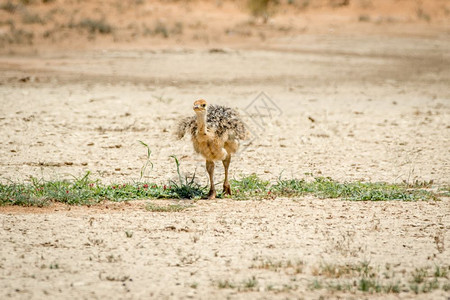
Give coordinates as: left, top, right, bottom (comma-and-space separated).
176, 104, 248, 142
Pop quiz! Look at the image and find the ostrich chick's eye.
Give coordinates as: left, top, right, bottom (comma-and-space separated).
202, 104, 206, 107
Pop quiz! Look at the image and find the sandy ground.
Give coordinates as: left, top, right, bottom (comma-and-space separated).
0, 199, 449, 299
1, 1, 450, 298
1, 31, 449, 299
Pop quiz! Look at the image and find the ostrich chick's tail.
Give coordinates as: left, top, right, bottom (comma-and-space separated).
176, 116, 196, 140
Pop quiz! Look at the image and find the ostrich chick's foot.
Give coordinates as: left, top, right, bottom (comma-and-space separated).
207, 189, 216, 200
223, 183, 231, 196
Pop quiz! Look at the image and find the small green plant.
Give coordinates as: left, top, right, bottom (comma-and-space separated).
4, 27, 34, 45
325, 281, 352, 292
410, 283, 419, 294
421, 278, 439, 293
356, 260, 374, 278
383, 281, 401, 293
217, 280, 236, 289
404, 179, 434, 188
417, 7, 431, 22
358, 278, 381, 292
309, 279, 322, 290
252, 258, 282, 270
106, 254, 119, 263
243, 276, 258, 289
438, 185, 450, 197
318, 263, 351, 278
190, 282, 198, 289
251, 258, 303, 274
313, 261, 373, 279
105, 275, 129, 282
411, 268, 428, 284
22, 13, 44, 24
443, 283, 450, 291
434, 265, 448, 278
0, 1, 17, 13
216, 277, 259, 290
247, 0, 275, 23
138, 141, 154, 181
172, 22, 183, 35
145, 202, 189, 212
154, 21, 169, 38
79, 18, 112, 34
359, 14, 371, 22
168, 155, 205, 199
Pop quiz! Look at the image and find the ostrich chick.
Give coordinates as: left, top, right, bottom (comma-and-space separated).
176, 99, 248, 199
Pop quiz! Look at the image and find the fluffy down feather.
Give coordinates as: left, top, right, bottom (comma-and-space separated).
176, 104, 248, 140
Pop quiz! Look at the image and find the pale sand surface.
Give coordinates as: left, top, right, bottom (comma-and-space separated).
0, 199, 449, 299
1, 3, 450, 298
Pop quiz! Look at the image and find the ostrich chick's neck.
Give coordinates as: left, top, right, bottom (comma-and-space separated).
195, 111, 208, 134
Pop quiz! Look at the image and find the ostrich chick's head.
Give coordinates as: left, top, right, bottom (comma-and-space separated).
193, 99, 207, 115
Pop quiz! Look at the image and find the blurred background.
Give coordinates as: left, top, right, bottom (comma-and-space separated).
1, 0, 449, 52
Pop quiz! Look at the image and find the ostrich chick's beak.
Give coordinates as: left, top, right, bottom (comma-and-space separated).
193, 99, 207, 112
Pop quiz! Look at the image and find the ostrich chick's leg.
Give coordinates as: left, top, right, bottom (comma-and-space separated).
222, 154, 231, 196
206, 160, 216, 199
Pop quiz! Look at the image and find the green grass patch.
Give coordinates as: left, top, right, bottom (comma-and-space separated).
232, 175, 438, 201
272, 177, 437, 201
0, 182, 49, 207
0, 172, 440, 206
230, 174, 270, 199
0, 171, 203, 206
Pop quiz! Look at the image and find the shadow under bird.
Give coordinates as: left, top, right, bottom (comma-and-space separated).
176, 99, 249, 199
